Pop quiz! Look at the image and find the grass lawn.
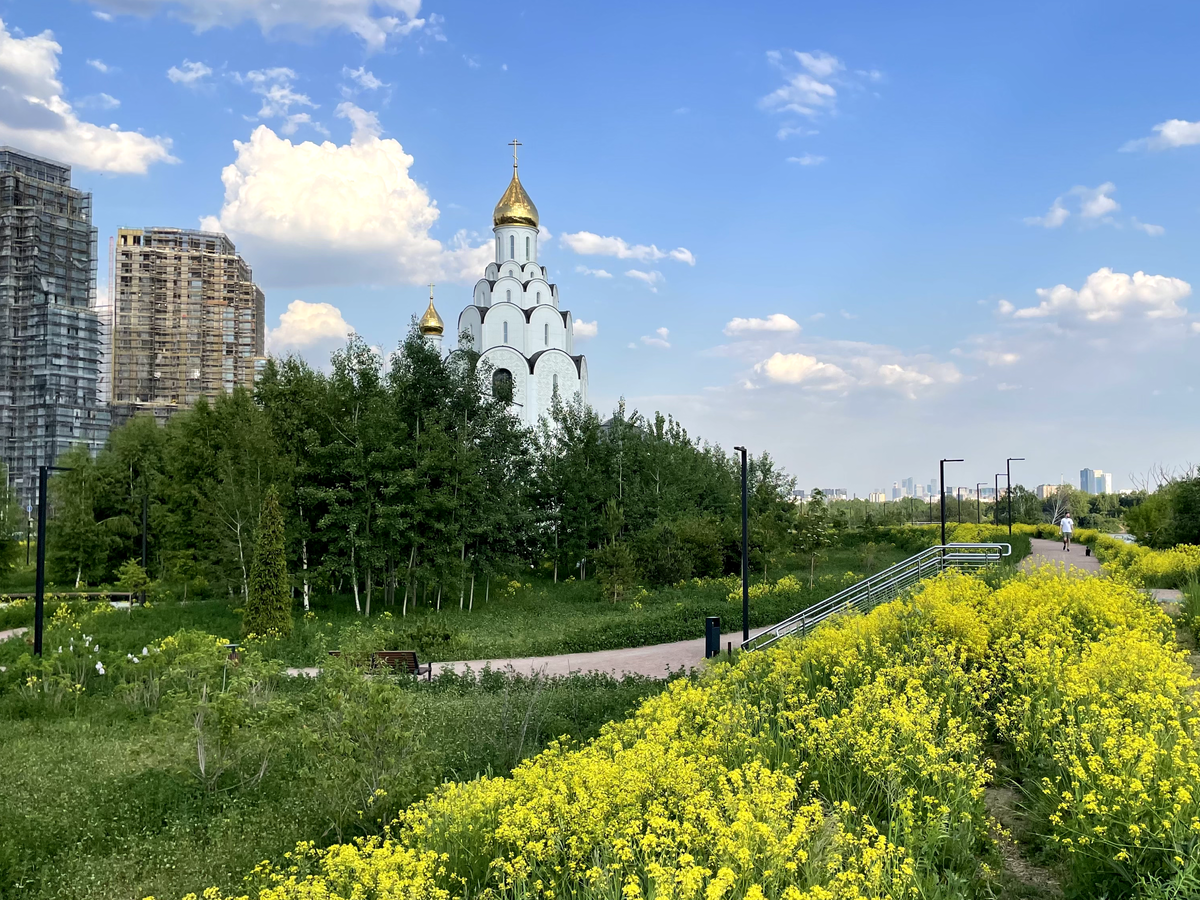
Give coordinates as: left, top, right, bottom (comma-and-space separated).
1, 545, 910, 667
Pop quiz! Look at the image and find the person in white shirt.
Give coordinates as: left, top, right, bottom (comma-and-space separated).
1060, 514, 1074, 551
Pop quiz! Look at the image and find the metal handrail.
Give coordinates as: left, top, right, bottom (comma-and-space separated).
742, 542, 1011, 652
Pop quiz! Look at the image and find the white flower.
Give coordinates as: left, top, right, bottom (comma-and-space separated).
142, 647, 149, 656
93, 644, 99, 652
57, 646, 62, 653
95, 661, 106, 675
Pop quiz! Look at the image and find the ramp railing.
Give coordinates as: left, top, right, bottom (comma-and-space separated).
741, 543, 1011, 652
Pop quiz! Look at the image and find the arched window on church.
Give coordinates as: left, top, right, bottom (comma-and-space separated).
503, 321, 509, 344
536, 291, 541, 303
552, 373, 559, 394
492, 368, 513, 403
544, 323, 549, 346
506, 290, 511, 302
525, 236, 530, 261
495, 236, 500, 259
509, 235, 515, 259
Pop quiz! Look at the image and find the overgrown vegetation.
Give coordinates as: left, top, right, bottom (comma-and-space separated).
0, 604, 667, 900
191, 567, 1200, 900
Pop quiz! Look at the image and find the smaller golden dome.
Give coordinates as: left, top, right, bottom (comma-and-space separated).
493, 166, 539, 229
419, 296, 444, 335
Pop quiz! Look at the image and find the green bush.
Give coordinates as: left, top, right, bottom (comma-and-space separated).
243, 486, 292, 638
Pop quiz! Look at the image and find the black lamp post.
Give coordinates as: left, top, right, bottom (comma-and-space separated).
976, 482, 985, 524
34, 465, 71, 656
940, 459, 964, 546
1006, 457, 1024, 536
734, 446, 749, 645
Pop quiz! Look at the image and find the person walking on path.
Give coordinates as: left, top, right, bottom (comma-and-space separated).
1060, 513, 1075, 551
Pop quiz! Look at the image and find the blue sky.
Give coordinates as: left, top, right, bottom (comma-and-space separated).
3, 0, 1199, 495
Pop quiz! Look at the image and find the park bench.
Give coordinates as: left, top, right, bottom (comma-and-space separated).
327, 649, 433, 680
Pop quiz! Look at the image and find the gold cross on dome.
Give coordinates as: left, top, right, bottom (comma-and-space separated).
508, 139, 521, 167
428, 282, 435, 299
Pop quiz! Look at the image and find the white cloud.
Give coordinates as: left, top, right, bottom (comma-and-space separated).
1192, 322, 1200, 333
267, 299, 353, 355
755, 352, 846, 386
574, 265, 612, 278
777, 125, 817, 140
201, 114, 491, 288
1006, 267, 1191, 322
840, 309, 858, 319
77, 92, 120, 110
1024, 198, 1070, 228
561, 231, 694, 265
86, 58, 111, 73
335, 101, 379, 140
724, 314, 801, 336
0, 19, 175, 174
167, 59, 211, 86
626, 269, 664, 291
1025, 183, 1126, 229
641, 327, 671, 349
342, 66, 385, 90
86, 0, 428, 51
760, 50, 841, 118
787, 153, 825, 166
1122, 118, 1200, 152
997, 300, 1015, 315
573, 319, 598, 339
93, 10, 113, 21
809, 312, 826, 321
236, 68, 319, 134
1131, 217, 1165, 237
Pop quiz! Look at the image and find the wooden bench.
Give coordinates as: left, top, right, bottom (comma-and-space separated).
327, 649, 433, 680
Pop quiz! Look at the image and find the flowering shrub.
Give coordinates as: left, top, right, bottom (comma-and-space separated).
179, 568, 1200, 900
1090, 535, 1200, 588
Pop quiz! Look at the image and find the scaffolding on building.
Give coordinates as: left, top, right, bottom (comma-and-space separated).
110, 227, 267, 426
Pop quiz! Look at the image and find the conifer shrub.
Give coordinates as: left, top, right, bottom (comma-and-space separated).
243, 486, 292, 637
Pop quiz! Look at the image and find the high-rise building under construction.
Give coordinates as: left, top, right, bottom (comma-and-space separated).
0, 147, 110, 506
111, 227, 266, 425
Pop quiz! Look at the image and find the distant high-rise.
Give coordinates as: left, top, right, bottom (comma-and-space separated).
110, 227, 266, 425
0, 147, 110, 506
1080, 468, 1112, 495
902, 476, 915, 497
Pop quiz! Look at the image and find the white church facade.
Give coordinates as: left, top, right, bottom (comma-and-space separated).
419, 147, 588, 428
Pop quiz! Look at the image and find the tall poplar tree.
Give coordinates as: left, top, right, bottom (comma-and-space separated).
244, 485, 291, 637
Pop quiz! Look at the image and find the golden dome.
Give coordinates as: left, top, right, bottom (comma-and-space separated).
493, 166, 539, 229
419, 296, 444, 335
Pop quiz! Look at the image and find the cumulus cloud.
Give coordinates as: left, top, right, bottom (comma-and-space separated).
1025, 183, 1120, 228
200, 114, 491, 288
755, 351, 846, 386
641, 327, 671, 349
342, 66, 385, 90
787, 153, 825, 166
0, 19, 175, 173
1004, 267, 1191, 322
561, 231, 695, 266
86, 58, 111, 73
267, 299, 353, 356
1122, 118, 1200, 152
1131, 217, 1165, 237
574, 265, 612, 278
86, 0, 428, 51
236, 68, 320, 135
760, 50, 841, 118
167, 59, 211, 86
626, 269, 664, 291
724, 314, 801, 336
573, 319, 598, 339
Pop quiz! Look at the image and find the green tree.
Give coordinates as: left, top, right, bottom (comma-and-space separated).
244, 485, 291, 637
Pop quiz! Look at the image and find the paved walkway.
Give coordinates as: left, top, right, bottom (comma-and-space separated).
287, 628, 767, 680
1023, 537, 1102, 574
0, 626, 27, 643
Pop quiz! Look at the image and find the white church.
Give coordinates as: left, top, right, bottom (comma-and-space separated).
419, 147, 588, 428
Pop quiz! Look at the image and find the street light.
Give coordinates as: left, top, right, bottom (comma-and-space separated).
976, 482, 985, 524
733, 446, 749, 645
1006, 457, 1025, 536
940, 459, 964, 547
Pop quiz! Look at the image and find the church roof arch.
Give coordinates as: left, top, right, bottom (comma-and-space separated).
527, 347, 583, 377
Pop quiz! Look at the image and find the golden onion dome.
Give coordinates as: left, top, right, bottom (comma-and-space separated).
492, 166, 539, 229
419, 296, 444, 335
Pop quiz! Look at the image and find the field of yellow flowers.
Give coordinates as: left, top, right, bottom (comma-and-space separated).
189, 567, 1200, 900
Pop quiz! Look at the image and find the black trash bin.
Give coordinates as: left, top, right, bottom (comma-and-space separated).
705, 616, 721, 659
